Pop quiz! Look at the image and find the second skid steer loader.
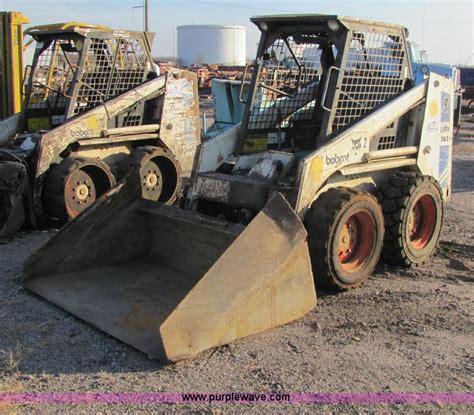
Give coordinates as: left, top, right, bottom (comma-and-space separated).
0, 23, 200, 239
24, 15, 454, 362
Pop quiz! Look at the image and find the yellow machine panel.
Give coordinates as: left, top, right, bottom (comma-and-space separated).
0, 11, 29, 119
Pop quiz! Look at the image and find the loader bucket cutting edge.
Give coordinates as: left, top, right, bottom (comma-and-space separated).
23, 176, 316, 361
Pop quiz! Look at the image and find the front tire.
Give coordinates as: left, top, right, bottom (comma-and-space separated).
378, 172, 443, 267
305, 188, 385, 290
44, 157, 116, 223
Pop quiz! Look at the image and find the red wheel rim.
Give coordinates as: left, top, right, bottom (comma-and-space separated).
337, 211, 375, 272
64, 169, 96, 218
408, 195, 436, 250
140, 159, 163, 201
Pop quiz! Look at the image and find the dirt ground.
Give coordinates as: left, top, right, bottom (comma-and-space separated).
0, 115, 473, 414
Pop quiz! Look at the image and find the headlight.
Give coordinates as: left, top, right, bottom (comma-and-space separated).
328, 20, 339, 32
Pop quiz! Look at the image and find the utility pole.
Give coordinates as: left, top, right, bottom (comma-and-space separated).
133, 0, 149, 32
144, 0, 149, 32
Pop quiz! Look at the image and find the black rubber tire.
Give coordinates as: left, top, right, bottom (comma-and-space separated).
304, 187, 385, 291
377, 172, 444, 267
0, 191, 25, 241
131, 146, 181, 205
44, 157, 116, 223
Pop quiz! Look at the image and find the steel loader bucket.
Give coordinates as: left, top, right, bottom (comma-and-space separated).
23, 175, 316, 361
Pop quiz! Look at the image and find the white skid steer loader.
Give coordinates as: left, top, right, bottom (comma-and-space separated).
24, 15, 454, 362
0, 23, 200, 240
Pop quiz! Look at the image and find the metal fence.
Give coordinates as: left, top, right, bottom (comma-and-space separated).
28, 38, 79, 114
73, 36, 149, 119
248, 37, 322, 131
332, 30, 407, 149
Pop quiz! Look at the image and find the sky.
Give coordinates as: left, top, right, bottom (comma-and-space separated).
3, 0, 473, 65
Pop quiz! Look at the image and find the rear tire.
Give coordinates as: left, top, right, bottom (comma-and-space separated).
377, 172, 443, 267
44, 157, 116, 223
131, 146, 181, 205
304, 188, 385, 290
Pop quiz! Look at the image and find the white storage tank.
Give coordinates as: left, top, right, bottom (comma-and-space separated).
177, 25, 246, 66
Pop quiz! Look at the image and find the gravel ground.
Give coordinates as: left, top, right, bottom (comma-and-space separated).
0, 116, 473, 414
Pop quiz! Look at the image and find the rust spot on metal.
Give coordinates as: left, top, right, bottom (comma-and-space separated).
119, 304, 161, 329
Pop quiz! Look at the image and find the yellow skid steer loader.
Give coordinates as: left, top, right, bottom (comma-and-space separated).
24, 15, 454, 362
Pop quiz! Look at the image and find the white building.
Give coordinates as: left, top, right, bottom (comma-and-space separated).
177, 25, 246, 66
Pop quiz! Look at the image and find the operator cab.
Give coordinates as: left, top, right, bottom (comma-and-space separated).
240, 15, 410, 157
21, 23, 155, 133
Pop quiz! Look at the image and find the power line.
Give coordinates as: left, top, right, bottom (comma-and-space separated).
191, 0, 290, 13
190, 0, 472, 24
370, 16, 471, 24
